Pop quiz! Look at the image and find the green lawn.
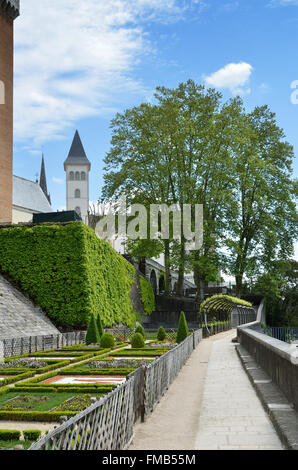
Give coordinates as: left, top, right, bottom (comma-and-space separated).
0, 392, 80, 412
0, 439, 33, 450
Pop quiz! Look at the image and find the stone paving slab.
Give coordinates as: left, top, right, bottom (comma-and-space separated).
195, 332, 284, 450
130, 330, 284, 450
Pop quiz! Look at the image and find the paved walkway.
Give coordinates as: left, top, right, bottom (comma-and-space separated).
130, 330, 284, 450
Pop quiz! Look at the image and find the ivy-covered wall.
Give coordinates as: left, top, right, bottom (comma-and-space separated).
139, 276, 156, 316
0, 222, 136, 328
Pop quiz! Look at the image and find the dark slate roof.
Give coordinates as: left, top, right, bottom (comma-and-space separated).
13, 176, 53, 213
0, 0, 20, 20
64, 130, 91, 169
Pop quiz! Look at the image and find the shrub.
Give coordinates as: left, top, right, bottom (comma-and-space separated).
139, 276, 156, 316
23, 430, 42, 441
96, 314, 104, 338
0, 223, 136, 327
176, 311, 189, 344
135, 325, 145, 338
131, 333, 145, 349
100, 333, 115, 349
0, 430, 21, 441
86, 313, 100, 345
157, 326, 167, 341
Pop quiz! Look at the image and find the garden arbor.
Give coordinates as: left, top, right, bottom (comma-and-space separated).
199, 295, 255, 328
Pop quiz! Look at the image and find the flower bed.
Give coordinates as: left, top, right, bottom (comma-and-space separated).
0, 359, 49, 369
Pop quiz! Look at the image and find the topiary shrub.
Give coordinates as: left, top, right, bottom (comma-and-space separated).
157, 326, 167, 341
100, 333, 115, 349
176, 311, 189, 344
23, 430, 42, 441
131, 333, 145, 349
0, 430, 21, 441
135, 325, 145, 338
96, 314, 104, 338
86, 313, 100, 345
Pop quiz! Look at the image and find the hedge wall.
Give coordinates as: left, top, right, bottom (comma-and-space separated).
0, 222, 136, 328
139, 276, 156, 316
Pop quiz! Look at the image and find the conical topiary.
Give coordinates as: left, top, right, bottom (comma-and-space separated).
96, 314, 104, 339
176, 311, 189, 344
86, 313, 100, 345
157, 326, 167, 341
135, 324, 145, 338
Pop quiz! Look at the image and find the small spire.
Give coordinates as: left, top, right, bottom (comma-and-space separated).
39, 154, 51, 205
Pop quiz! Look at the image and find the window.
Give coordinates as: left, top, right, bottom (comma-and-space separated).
75, 189, 81, 198
75, 207, 81, 215
69, 171, 74, 181
75, 171, 80, 181
81, 171, 86, 181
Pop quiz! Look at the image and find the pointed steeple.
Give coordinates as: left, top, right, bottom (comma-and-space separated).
39, 154, 51, 205
64, 130, 91, 170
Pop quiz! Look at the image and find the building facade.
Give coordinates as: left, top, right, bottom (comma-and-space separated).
64, 131, 91, 223
0, 0, 20, 224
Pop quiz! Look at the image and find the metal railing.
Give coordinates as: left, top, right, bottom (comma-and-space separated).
0, 331, 86, 358
262, 327, 298, 344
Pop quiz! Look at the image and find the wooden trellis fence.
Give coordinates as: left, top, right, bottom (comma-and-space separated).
0, 331, 86, 358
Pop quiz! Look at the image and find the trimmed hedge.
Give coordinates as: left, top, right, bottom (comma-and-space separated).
86, 313, 100, 345
0, 411, 77, 422
23, 430, 42, 441
131, 333, 145, 349
157, 326, 167, 341
0, 371, 36, 387
60, 369, 134, 376
0, 430, 21, 441
100, 333, 115, 349
176, 311, 189, 344
139, 276, 156, 316
0, 222, 136, 327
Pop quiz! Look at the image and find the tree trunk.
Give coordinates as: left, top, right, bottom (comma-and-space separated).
164, 239, 171, 295
235, 274, 243, 298
176, 238, 185, 296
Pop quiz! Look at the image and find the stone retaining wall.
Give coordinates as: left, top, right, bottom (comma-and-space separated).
237, 322, 298, 411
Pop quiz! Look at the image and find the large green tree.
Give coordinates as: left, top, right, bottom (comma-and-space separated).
225, 105, 297, 296
102, 81, 236, 296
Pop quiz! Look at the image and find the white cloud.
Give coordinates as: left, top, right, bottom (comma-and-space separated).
52, 177, 64, 185
269, 0, 298, 6
204, 62, 253, 96
14, 0, 203, 145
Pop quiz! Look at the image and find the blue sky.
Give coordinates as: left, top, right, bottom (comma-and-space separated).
13, 0, 298, 236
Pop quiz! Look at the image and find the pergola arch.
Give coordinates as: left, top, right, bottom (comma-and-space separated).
199, 295, 254, 330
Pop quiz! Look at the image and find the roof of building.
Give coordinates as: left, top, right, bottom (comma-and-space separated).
13, 175, 53, 213
64, 130, 91, 169
1, 0, 20, 19
39, 154, 51, 205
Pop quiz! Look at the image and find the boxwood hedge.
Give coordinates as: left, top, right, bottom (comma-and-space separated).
0, 222, 136, 328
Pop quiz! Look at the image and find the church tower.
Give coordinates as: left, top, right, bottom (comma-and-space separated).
39, 154, 51, 205
64, 130, 91, 223
0, 1, 20, 223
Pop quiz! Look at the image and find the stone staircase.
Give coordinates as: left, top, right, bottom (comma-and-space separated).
0, 274, 59, 340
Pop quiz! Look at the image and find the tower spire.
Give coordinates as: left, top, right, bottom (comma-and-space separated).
39, 154, 51, 205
